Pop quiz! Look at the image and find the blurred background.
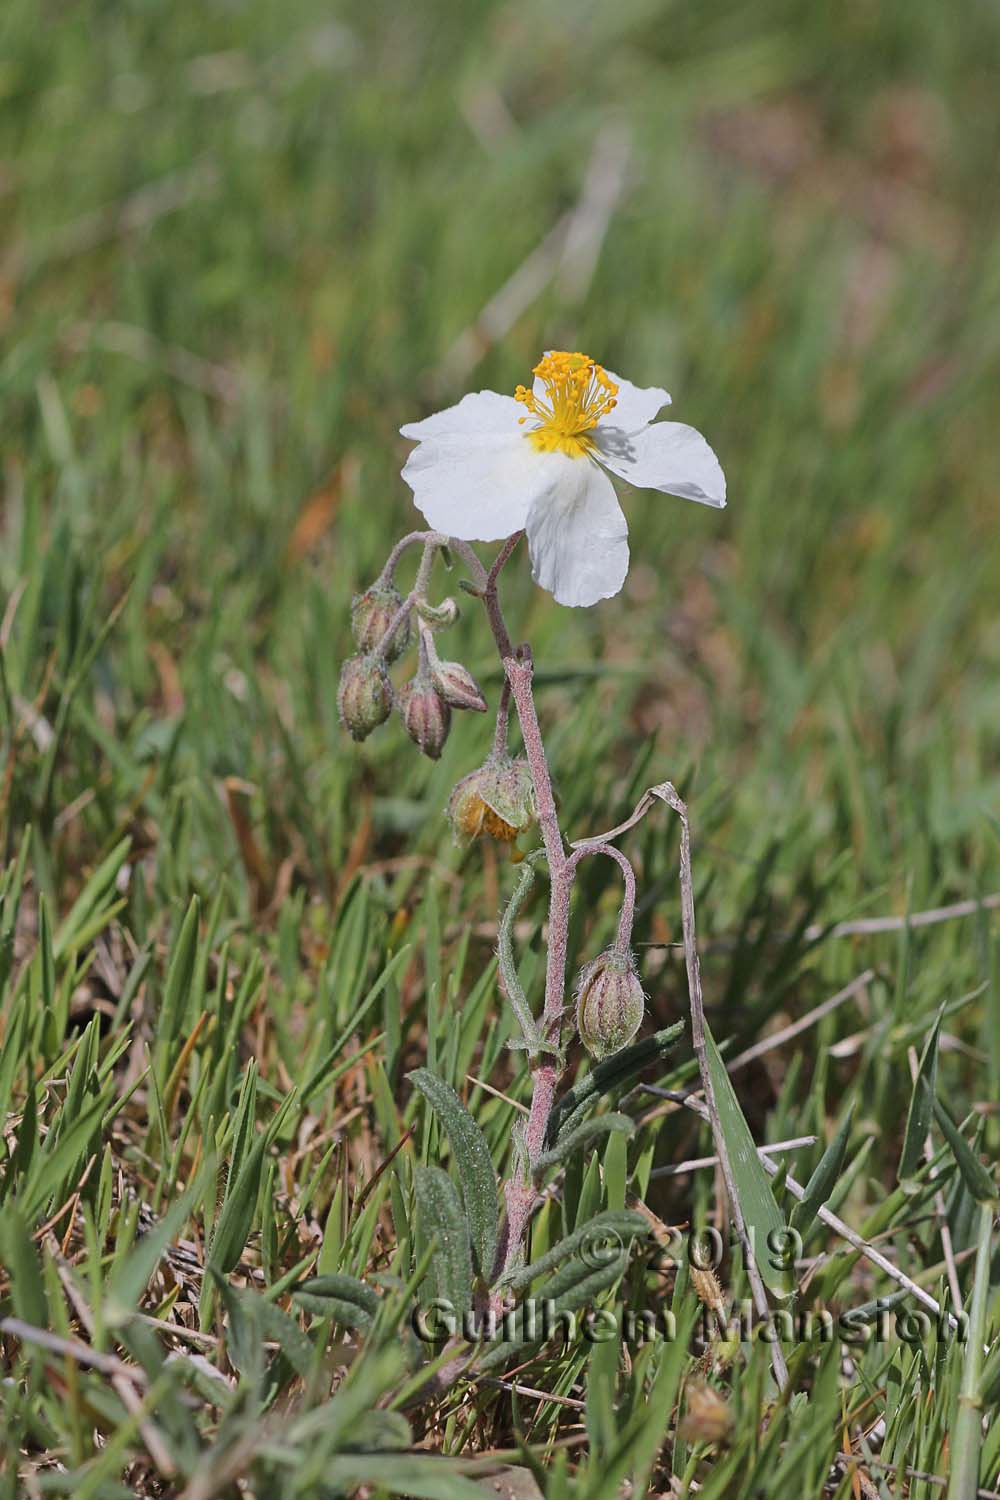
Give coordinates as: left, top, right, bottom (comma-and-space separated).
2, 0, 998, 945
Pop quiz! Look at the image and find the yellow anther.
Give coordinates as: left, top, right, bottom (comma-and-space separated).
513, 351, 618, 457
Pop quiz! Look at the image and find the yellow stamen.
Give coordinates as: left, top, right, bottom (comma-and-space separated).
514, 351, 618, 458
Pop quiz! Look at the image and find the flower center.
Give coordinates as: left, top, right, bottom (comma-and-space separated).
514, 351, 618, 458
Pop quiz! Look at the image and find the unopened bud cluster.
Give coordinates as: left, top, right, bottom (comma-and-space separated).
337, 562, 487, 758
574, 947, 645, 1060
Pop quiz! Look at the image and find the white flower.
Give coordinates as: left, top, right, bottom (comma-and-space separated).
400, 350, 725, 608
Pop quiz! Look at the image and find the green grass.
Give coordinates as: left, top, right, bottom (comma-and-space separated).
1, 0, 999, 1494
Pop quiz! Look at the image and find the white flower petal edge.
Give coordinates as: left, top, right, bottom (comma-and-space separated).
596, 421, 727, 508
402, 429, 544, 541
525, 457, 629, 608
400, 390, 524, 442
598, 370, 671, 432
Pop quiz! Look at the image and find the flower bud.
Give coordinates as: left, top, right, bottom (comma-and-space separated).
431, 659, 488, 713
417, 596, 459, 628
351, 583, 410, 662
575, 948, 644, 1060
447, 754, 536, 844
338, 654, 393, 741
397, 674, 451, 759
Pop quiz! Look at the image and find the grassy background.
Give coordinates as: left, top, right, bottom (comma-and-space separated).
1, 0, 998, 1494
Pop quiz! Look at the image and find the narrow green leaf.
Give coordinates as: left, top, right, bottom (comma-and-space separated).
790, 1102, 856, 1236
408, 1068, 498, 1283
933, 1095, 996, 1204
498, 1209, 649, 1293
547, 1022, 685, 1146
291, 1273, 378, 1332
533, 1114, 634, 1176
477, 1253, 629, 1374
414, 1165, 473, 1316
105, 1173, 208, 1322
53, 837, 131, 962
0, 1206, 48, 1328
213, 1270, 317, 1380
18, 1091, 110, 1221
704, 1021, 794, 1299
899, 1009, 942, 1182
155, 896, 200, 1085
295, 1278, 380, 1326
320, 1457, 493, 1500
207, 1091, 296, 1279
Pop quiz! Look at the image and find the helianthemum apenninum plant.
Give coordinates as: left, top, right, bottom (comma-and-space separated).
339, 349, 731, 1349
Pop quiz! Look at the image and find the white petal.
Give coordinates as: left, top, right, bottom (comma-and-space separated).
595, 421, 726, 508
599, 369, 671, 431
402, 431, 549, 541
400, 390, 522, 442
524, 456, 629, 608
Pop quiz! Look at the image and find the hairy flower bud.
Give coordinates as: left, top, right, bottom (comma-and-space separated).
337, 654, 393, 741
575, 948, 644, 1060
447, 754, 536, 844
397, 674, 451, 759
431, 659, 488, 713
417, 596, 459, 628
351, 583, 410, 662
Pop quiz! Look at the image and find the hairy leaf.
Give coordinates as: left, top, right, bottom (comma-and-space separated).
408, 1067, 498, 1282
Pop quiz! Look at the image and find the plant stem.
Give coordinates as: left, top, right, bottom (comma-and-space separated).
375, 532, 446, 660
567, 841, 637, 951
453, 535, 575, 1282
948, 1200, 995, 1500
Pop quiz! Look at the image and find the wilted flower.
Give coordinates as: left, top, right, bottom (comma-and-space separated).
338, 654, 393, 741
448, 754, 536, 844
351, 582, 410, 661
678, 1382, 733, 1445
400, 349, 725, 608
431, 658, 488, 713
397, 673, 451, 759
575, 947, 644, 1059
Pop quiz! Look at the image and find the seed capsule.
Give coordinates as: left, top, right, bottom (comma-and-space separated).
432, 659, 488, 713
397, 674, 451, 759
351, 583, 410, 662
447, 755, 536, 843
575, 948, 644, 1059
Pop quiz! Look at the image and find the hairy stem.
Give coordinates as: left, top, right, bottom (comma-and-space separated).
491, 677, 512, 758
567, 840, 638, 952
375, 532, 446, 660
454, 534, 576, 1284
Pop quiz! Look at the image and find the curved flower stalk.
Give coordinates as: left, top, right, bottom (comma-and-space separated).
339, 349, 727, 1301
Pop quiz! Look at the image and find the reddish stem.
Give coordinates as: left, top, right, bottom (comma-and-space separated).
452, 534, 579, 1286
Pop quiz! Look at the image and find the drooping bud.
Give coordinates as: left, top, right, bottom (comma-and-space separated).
447, 754, 536, 844
337, 654, 393, 741
397, 673, 451, 759
351, 582, 410, 662
431, 659, 488, 713
574, 948, 644, 1060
